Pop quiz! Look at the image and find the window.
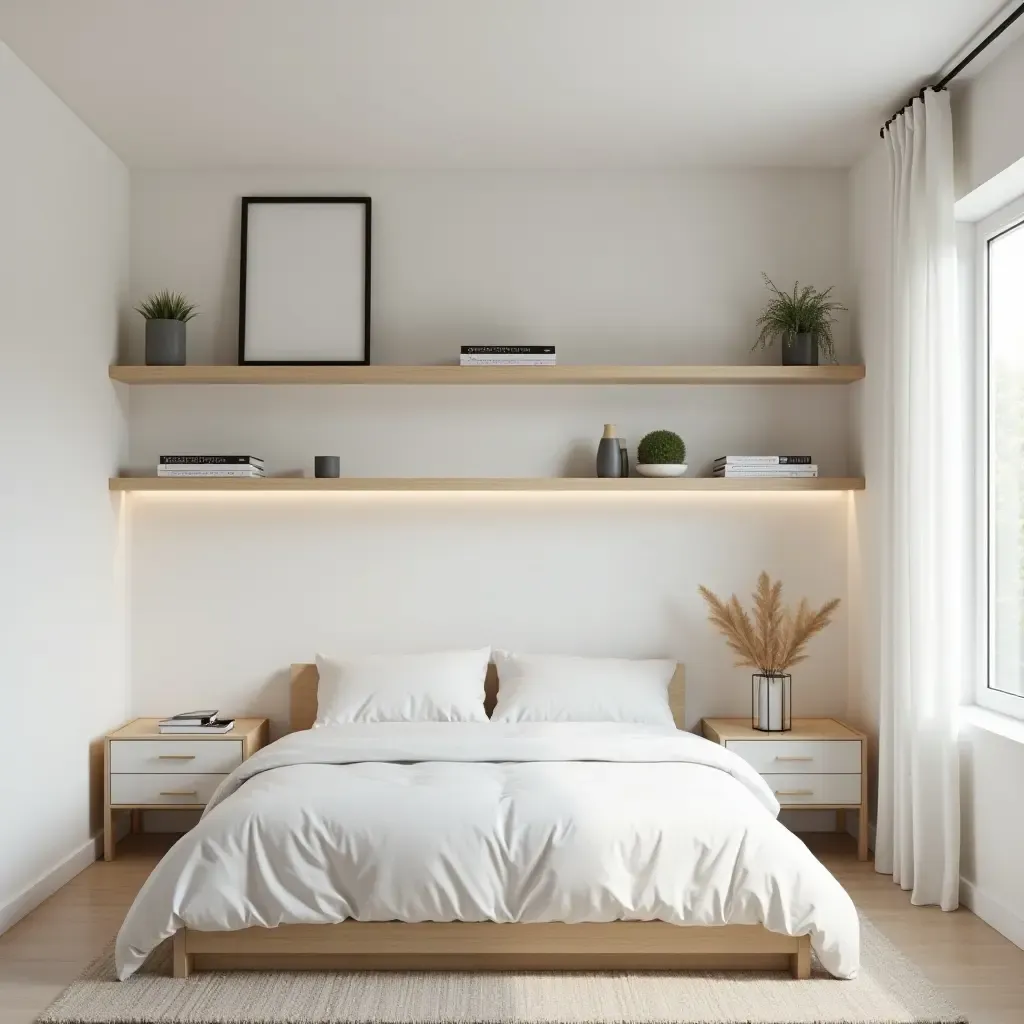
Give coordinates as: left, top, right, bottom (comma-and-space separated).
979, 197, 1024, 717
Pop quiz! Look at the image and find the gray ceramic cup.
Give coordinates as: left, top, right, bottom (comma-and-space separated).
314, 456, 341, 478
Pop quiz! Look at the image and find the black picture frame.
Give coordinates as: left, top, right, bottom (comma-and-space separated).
238, 196, 371, 366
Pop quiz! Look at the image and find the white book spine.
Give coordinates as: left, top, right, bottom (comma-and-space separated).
459, 358, 557, 366
158, 722, 225, 727
713, 456, 812, 465
714, 466, 819, 473
157, 469, 265, 477
714, 467, 819, 477
159, 459, 264, 466
158, 726, 234, 734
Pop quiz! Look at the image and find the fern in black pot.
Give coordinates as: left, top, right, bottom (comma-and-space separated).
753, 274, 846, 366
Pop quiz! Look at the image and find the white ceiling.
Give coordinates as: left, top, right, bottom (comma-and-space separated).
0, 0, 1010, 169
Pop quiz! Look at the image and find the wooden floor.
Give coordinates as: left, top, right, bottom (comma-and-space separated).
0, 833, 1021, 1023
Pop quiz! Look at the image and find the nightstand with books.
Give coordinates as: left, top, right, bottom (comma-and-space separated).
103, 714, 269, 860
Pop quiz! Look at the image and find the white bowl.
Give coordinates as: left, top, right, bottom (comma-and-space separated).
635, 463, 688, 478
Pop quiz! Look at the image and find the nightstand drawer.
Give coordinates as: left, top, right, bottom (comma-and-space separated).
762, 773, 861, 806
109, 739, 243, 775
109, 773, 225, 806
727, 739, 861, 774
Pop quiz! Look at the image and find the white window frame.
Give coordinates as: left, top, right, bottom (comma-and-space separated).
975, 193, 1024, 719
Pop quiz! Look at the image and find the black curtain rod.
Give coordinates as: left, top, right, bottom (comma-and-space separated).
880, 1, 1024, 138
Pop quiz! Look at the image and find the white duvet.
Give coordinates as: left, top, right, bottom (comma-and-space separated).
115, 723, 860, 979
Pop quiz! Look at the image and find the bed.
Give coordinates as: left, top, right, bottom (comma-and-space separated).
115, 660, 859, 981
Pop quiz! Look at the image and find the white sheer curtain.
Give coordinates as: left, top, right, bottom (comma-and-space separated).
876, 88, 965, 910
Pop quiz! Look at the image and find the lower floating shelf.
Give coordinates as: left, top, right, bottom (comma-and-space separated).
110, 477, 865, 493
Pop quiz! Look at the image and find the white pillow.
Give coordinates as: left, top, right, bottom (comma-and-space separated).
491, 651, 677, 726
314, 649, 490, 725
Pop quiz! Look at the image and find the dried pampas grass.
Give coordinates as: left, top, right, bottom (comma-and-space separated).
698, 572, 839, 675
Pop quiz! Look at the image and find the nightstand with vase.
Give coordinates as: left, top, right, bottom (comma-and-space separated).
697, 573, 867, 858
701, 716, 869, 860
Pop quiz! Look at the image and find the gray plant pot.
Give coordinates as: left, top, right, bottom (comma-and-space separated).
782, 332, 819, 366
145, 319, 186, 366
314, 456, 341, 478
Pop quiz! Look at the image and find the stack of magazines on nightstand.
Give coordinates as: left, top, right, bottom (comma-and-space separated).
713, 455, 818, 478
158, 710, 235, 734
157, 455, 264, 478
460, 345, 556, 366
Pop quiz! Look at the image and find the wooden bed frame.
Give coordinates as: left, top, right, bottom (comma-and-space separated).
172, 662, 812, 979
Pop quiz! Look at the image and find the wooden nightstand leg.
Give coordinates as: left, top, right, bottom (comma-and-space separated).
791, 935, 811, 979
131, 809, 142, 834
835, 808, 846, 834
103, 805, 115, 862
857, 804, 869, 861
173, 929, 192, 978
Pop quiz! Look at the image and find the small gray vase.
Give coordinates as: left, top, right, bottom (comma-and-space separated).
145, 319, 186, 366
596, 424, 623, 478
782, 332, 819, 366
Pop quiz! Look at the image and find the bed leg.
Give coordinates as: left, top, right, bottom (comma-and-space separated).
791, 935, 811, 979
173, 930, 192, 979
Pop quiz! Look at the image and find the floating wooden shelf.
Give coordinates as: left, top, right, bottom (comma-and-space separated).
108, 364, 865, 386
110, 477, 865, 493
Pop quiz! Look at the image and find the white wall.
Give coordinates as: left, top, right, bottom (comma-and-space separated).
128, 169, 851, 367
0, 41, 129, 928
846, 141, 891, 834
952, 30, 1024, 199
959, 720, 1024, 946
128, 491, 852, 736
126, 168, 855, 763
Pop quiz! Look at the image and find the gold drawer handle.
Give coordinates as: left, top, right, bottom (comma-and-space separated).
159, 790, 199, 797
158, 754, 196, 760
775, 755, 813, 762
775, 789, 815, 797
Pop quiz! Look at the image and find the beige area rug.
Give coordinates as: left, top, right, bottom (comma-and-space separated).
38, 919, 965, 1024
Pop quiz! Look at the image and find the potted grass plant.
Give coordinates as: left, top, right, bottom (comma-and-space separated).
135, 290, 198, 366
635, 430, 687, 478
698, 572, 840, 731
753, 273, 846, 366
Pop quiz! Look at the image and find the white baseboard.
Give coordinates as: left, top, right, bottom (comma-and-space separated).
960, 877, 1024, 950
0, 832, 101, 935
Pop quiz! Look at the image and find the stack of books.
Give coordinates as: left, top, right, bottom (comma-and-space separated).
713, 455, 818, 478
158, 710, 235, 734
158, 455, 264, 478
460, 345, 556, 366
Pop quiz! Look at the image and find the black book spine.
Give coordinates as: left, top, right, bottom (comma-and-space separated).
159, 455, 263, 465
460, 346, 556, 355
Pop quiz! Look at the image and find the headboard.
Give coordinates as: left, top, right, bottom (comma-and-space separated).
289, 662, 686, 732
